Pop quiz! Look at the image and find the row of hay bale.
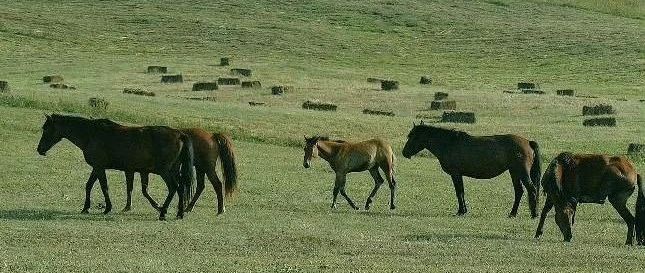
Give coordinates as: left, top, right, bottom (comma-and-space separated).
123, 88, 155, 96
582, 103, 616, 127
366, 75, 433, 91
302, 100, 337, 111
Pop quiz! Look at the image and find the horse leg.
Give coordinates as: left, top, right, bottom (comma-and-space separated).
81, 169, 99, 214
175, 173, 185, 219
609, 191, 635, 245
535, 196, 554, 239
186, 170, 206, 213
451, 175, 467, 215
331, 173, 345, 209
384, 166, 397, 210
158, 174, 177, 221
206, 168, 226, 215
337, 174, 358, 210
517, 169, 538, 218
140, 173, 160, 211
96, 169, 112, 214
365, 167, 385, 210
122, 171, 134, 212
508, 174, 524, 218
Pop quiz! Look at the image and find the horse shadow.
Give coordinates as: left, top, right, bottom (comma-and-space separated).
402, 231, 524, 242
0, 208, 144, 221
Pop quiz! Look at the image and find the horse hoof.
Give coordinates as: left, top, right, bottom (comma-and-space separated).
80, 209, 89, 214
121, 207, 131, 213
508, 213, 517, 218
390, 205, 396, 210
158, 215, 166, 221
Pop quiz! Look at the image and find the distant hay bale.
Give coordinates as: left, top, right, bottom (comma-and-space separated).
88, 97, 109, 110
363, 109, 395, 117
517, 82, 537, 90
367, 77, 383, 83
434, 92, 449, 100
249, 101, 265, 106
302, 100, 337, 111
502, 90, 516, 94
161, 74, 183, 83
381, 80, 399, 91
628, 143, 644, 156
186, 96, 216, 102
420, 76, 432, 85
271, 85, 293, 95
192, 82, 218, 91
241, 81, 262, 88
43, 75, 63, 83
217, 78, 240, 85
557, 89, 575, 96
220, 57, 230, 66
123, 88, 155, 96
230, 68, 252, 77
430, 100, 456, 110
583, 117, 616, 127
521, 89, 545, 94
582, 104, 615, 115
49, 83, 75, 90
147, 66, 167, 73
441, 111, 475, 124
0, 81, 8, 92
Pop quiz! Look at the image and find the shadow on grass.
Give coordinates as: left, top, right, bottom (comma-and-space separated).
403, 231, 524, 242
0, 208, 148, 221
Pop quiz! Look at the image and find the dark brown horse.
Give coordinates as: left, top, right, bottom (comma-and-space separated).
36, 114, 194, 220
121, 128, 237, 215
534, 152, 644, 245
402, 122, 542, 218
303, 136, 397, 210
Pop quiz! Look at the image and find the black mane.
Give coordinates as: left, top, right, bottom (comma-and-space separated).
414, 125, 470, 142
51, 114, 121, 129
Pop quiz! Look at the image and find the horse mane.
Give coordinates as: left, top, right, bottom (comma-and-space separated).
416, 125, 470, 142
310, 135, 346, 143
543, 152, 577, 202
50, 114, 121, 129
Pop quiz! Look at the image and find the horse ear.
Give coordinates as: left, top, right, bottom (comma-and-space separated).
420, 120, 425, 125
44, 113, 51, 120
412, 122, 416, 127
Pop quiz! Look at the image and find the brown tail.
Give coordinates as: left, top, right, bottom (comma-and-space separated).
635, 174, 645, 245
213, 133, 237, 196
529, 141, 541, 202
179, 134, 195, 209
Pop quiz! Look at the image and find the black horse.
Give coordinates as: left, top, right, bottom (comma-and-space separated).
36, 114, 194, 220
402, 122, 541, 218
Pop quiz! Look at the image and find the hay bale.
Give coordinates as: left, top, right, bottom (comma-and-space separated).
230, 68, 252, 77
43, 75, 63, 83
420, 76, 432, 85
441, 111, 475, 124
557, 89, 575, 96
271, 85, 293, 95
161, 74, 183, 83
0, 81, 8, 92
302, 100, 337, 111
220, 57, 230, 66
430, 100, 456, 110
49, 83, 75, 90
217, 78, 240, 85
582, 104, 615, 115
434, 92, 449, 100
381, 80, 399, 91
192, 82, 218, 91
583, 117, 616, 127
363, 109, 395, 117
628, 143, 644, 155
88, 97, 109, 110
241, 81, 262, 88
249, 101, 265, 106
123, 88, 155, 96
517, 82, 536, 90
147, 66, 167, 73
367, 77, 383, 83
187, 96, 216, 102
521, 89, 545, 94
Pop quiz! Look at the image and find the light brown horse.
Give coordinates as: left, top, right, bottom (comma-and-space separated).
402, 122, 541, 218
122, 128, 237, 215
534, 152, 644, 245
36, 114, 194, 220
303, 136, 397, 210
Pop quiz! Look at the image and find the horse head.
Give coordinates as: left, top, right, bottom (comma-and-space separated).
37, 114, 64, 156
402, 122, 428, 158
303, 136, 320, 168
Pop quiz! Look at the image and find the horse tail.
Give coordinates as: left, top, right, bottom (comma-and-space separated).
529, 141, 542, 199
541, 158, 561, 197
179, 133, 195, 209
635, 174, 645, 245
213, 133, 237, 196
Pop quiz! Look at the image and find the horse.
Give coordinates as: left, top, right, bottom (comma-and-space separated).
36, 114, 194, 220
121, 128, 237, 215
402, 122, 542, 218
534, 152, 644, 245
302, 136, 397, 210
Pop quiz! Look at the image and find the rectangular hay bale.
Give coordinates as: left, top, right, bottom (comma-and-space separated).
0, 81, 8, 92
217, 78, 240, 85
434, 92, 449, 100
241, 81, 262, 88
362, 109, 395, 117
582, 104, 615, 115
557, 89, 575, 96
43, 75, 63, 83
302, 100, 337, 111
123, 88, 155, 96
430, 100, 456, 110
192, 82, 218, 91
230, 68, 252, 77
161, 74, 183, 83
583, 117, 616, 127
147, 66, 167, 73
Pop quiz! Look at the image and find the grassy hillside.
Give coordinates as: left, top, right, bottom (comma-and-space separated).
0, 0, 643, 272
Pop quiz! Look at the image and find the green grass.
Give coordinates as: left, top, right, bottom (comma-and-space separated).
0, 0, 644, 272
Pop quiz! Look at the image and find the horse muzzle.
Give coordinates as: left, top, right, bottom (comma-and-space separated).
37, 148, 46, 156
303, 161, 310, 169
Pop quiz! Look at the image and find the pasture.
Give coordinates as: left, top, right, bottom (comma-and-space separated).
0, 0, 643, 272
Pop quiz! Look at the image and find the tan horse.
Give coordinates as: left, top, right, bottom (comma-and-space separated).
534, 152, 644, 245
303, 136, 397, 210
123, 128, 237, 215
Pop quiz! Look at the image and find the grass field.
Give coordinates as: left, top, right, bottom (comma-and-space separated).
0, 0, 644, 272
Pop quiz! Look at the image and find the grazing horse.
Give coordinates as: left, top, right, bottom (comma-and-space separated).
534, 152, 643, 245
402, 122, 541, 218
36, 114, 194, 220
121, 128, 237, 215
303, 136, 397, 210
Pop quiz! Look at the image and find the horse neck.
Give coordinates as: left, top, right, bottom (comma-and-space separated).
316, 141, 340, 163
58, 119, 95, 150
425, 136, 454, 159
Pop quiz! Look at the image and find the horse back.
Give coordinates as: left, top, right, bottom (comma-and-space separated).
180, 127, 218, 170
335, 138, 393, 172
